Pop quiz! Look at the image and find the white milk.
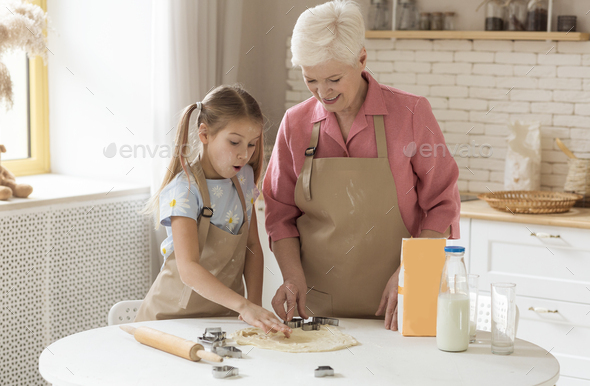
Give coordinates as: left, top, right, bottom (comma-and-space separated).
436, 293, 470, 352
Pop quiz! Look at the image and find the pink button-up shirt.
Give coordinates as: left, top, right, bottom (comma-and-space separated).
263, 71, 460, 247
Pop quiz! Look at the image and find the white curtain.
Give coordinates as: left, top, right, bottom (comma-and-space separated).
149, 0, 243, 280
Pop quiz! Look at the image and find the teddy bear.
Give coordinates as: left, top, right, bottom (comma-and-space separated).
0, 145, 33, 200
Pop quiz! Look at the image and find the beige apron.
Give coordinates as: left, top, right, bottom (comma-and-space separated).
294, 115, 411, 319
135, 160, 249, 321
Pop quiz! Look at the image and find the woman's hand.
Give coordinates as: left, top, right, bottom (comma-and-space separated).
271, 278, 308, 321
375, 266, 401, 331
238, 302, 292, 338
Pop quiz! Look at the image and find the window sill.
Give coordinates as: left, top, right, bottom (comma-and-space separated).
0, 173, 150, 212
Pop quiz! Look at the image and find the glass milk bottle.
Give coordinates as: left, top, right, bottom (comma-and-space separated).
436, 246, 470, 352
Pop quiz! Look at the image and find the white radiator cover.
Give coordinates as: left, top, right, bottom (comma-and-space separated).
1, 193, 151, 385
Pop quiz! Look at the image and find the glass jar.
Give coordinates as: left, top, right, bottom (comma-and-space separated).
443, 12, 456, 30
419, 12, 431, 30
507, 0, 527, 31
369, 0, 392, 30
485, 0, 505, 31
436, 246, 470, 352
527, 0, 549, 31
431, 12, 443, 31
397, 0, 418, 30
557, 15, 577, 32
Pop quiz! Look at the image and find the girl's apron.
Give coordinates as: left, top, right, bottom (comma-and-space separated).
135, 160, 249, 321
294, 115, 411, 319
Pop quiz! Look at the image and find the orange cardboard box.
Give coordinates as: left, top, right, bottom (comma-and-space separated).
397, 238, 447, 337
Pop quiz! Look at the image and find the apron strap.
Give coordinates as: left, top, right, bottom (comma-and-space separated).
302, 121, 321, 201
301, 115, 386, 200
374, 115, 387, 159
190, 158, 250, 238
189, 160, 212, 255
230, 175, 249, 231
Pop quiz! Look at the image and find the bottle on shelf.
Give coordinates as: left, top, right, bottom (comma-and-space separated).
369, 0, 392, 30
443, 12, 456, 31
397, 0, 418, 30
526, 0, 549, 31
506, 0, 527, 31
430, 12, 443, 31
484, 0, 506, 31
419, 12, 430, 30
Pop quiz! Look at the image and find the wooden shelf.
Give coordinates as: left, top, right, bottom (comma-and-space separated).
365, 30, 590, 41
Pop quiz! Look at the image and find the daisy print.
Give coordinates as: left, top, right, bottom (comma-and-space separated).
167, 190, 191, 215
245, 190, 254, 213
212, 185, 224, 198
248, 188, 257, 207
238, 173, 246, 186
225, 205, 241, 233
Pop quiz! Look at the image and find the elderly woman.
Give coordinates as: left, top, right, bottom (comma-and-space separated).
263, 0, 460, 331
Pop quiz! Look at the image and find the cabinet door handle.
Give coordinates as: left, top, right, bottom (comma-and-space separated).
528, 306, 559, 313
530, 232, 560, 239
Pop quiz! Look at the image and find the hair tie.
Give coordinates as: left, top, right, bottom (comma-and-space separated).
196, 101, 202, 110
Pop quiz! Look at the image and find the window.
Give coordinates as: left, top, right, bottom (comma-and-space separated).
0, 0, 49, 176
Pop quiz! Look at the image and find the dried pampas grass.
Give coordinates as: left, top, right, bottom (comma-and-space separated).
0, 0, 48, 110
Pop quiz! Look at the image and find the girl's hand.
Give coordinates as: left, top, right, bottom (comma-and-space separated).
238, 302, 292, 338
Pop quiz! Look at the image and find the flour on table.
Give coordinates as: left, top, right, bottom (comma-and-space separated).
230, 325, 359, 353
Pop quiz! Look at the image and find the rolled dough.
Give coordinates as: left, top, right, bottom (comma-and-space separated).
230, 325, 359, 353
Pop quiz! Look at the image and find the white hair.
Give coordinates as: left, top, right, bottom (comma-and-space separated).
291, 0, 365, 68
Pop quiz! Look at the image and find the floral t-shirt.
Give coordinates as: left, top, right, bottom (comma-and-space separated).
158, 164, 259, 262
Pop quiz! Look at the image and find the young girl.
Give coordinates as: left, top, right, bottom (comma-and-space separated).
135, 85, 291, 336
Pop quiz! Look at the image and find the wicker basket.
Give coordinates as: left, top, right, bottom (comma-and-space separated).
564, 158, 590, 208
477, 190, 583, 214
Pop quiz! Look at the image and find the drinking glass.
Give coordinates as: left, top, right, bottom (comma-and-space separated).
491, 282, 517, 355
468, 274, 479, 343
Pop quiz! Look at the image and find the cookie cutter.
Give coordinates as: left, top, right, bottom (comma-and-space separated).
198, 327, 226, 345
212, 365, 239, 379
283, 317, 303, 329
312, 317, 339, 326
212, 345, 242, 358
315, 366, 334, 377
301, 322, 320, 331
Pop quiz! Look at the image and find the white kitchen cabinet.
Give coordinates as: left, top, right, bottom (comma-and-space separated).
468, 218, 590, 384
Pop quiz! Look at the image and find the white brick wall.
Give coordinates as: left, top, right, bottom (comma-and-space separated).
284, 38, 590, 193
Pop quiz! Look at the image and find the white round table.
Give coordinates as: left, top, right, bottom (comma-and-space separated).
39, 317, 559, 386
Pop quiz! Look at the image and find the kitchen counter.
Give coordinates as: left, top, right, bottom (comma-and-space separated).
460, 199, 590, 230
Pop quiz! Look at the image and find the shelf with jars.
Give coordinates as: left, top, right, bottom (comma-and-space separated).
364, 30, 589, 41
366, 0, 589, 41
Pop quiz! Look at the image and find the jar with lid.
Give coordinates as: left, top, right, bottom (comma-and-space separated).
430, 12, 443, 31
369, 0, 392, 30
436, 246, 470, 352
443, 12, 456, 30
527, 0, 548, 31
397, 0, 418, 30
485, 0, 505, 31
506, 0, 527, 31
419, 12, 430, 30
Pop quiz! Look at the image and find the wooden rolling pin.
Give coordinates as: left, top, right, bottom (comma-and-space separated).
120, 325, 223, 362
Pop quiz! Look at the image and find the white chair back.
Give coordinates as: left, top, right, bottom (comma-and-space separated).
108, 300, 143, 326
477, 294, 519, 334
